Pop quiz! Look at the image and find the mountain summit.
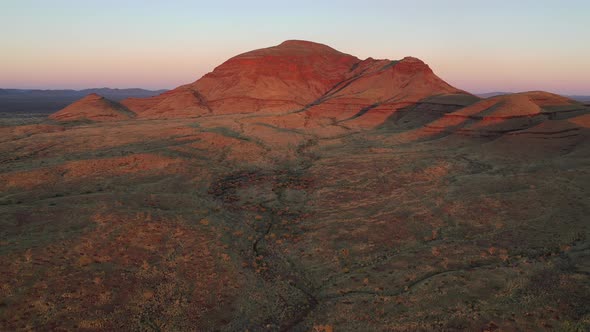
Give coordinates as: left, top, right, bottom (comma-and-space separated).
187, 40, 361, 113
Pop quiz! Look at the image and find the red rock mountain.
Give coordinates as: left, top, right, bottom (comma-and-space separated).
50, 93, 135, 122
57, 40, 469, 121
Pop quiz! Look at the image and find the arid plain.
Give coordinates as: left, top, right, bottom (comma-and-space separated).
1, 41, 589, 331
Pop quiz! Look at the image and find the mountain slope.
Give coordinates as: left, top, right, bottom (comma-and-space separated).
122, 85, 212, 119
290, 56, 470, 127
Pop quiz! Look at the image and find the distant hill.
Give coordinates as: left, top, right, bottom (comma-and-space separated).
0, 88, 168, 114
477, 92, 590, 103
476, 92, 510, 98
569, 95, 590, 103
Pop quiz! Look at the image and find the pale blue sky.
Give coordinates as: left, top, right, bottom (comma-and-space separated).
1, 0, 588, 94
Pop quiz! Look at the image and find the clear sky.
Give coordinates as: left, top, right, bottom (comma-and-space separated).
1, 0, 588, 94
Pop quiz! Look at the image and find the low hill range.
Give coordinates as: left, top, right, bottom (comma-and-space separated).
2, 40, 589, 331
0, 88, 167, 114
0, 88, 168, 99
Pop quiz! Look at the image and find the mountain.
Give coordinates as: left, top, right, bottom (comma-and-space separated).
49, 93, 135, 122
49, 40, 590, 140
112, 40, 471, 121
122, 40, 364, 118
0, 88, 167, 114
53, 40, 589, 142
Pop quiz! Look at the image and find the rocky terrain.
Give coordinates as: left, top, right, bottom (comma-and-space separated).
1, 40, 589, 331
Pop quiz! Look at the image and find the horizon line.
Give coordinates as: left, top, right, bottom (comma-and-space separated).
1, 86, 588, 97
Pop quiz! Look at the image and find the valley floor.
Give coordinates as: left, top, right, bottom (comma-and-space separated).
1, 110, 589, 331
